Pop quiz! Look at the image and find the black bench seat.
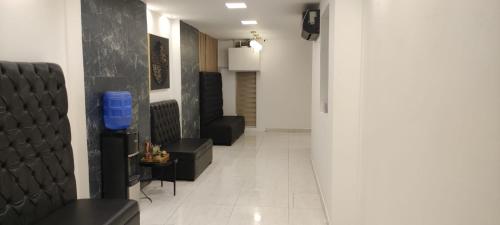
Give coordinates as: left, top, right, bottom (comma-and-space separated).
0, 61, 140, 225
150, 100, 213, 181
199, 72, 245, 146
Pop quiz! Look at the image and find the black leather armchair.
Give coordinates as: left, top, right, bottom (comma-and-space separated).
0, 62, 139, 225
199, 72, 245, 146
150, 100, 213, 181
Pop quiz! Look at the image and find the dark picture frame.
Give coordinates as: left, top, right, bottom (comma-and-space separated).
149, 34, 170, 90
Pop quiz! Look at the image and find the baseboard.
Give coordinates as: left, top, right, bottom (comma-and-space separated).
265, 128, 311, 133
311, 158, 331, 225
245, 127, 265, 133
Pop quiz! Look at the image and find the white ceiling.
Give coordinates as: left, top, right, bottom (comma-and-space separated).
143, 0, 319, 40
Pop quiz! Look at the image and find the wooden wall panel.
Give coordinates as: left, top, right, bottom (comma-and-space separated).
205, 36, 218, 72
198, 32, 207, 71
198, 32, 218, 72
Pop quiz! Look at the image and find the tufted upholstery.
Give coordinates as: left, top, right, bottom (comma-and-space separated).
0, 61, 76, 225
150, 100, 181, 146
199, 72, 245, 146
199, 72, 223, 126
0, 61, 140, 225
150, 100, 213, 180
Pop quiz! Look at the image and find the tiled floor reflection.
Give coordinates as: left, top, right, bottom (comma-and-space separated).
139, 131, 328, 225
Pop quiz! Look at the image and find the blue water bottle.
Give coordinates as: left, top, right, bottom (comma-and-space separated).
102, 91, 132, 130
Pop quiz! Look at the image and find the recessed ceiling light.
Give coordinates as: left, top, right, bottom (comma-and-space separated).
225, 2, 247, 9
241, 20, 258, 25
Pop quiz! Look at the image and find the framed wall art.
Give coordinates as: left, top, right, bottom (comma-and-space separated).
149, 34, 170, 90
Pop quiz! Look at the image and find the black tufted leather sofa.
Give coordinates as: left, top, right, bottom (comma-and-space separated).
150, 100, 213, 181
199, 72, 245, 146
0, 62, 139, 225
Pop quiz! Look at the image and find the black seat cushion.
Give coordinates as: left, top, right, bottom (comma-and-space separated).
34, 199, 139, 225
161, 138, 213, 181
201, 116, 245, 146
165, 138, 213, 160
150, 100, 213, 181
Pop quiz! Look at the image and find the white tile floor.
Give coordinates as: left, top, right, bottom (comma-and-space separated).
139, 131, 328, 225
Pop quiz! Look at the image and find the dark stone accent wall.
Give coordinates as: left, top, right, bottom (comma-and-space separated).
180, 21, 200, 138
81, 0, 150, 198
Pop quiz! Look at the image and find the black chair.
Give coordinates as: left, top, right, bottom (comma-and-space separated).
150, 100, 213, 181
199, 72, 245, 146
0, 62, 140, 225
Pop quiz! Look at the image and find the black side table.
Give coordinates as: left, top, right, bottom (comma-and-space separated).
140, 158, 178, 202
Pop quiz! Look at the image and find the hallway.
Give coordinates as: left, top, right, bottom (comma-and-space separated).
140, 131, 327, 225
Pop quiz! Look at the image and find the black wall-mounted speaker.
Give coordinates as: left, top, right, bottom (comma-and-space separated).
301, 9, 320, 41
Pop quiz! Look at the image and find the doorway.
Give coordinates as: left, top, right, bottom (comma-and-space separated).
236, 72, 257, 127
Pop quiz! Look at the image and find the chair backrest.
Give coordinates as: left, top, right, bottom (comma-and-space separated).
199, 72, 223, 125
150, 100, 181, 146
0, 61, 76, 225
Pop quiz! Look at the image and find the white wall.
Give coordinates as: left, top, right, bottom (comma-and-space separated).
310, 2, 333, 223
310, 22, 333, 223
218, 40, 237, 116
310, 0, 365, 223
147, 9, 182, 107
361, 0, 500, 224
219, 40, 313, 130
0, 0, 89, 198
311, 0, 500, 225
261, 40, 312, 130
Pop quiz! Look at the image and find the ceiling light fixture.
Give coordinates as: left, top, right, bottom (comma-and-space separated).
253, 212, 262, 222
225, 2, 247, 9
250, 40, 263, 51
241, 20, 258, 25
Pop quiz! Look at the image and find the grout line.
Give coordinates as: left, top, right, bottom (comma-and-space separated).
159, 143, 227, 224
287, 131, 292, 225
142, 132, 310, 225
310, 158, 331, 225
224, 132, 264, 225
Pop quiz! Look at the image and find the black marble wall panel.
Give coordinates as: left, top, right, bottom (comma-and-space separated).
81, 0, 149, 198
180, 21, 200, 138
